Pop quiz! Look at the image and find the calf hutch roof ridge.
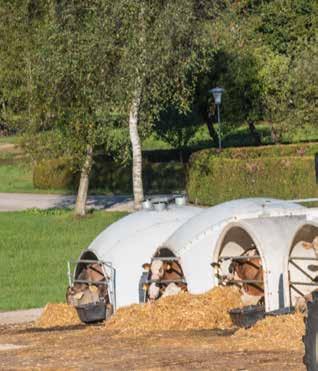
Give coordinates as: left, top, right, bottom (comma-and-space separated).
71, 198, 318, 313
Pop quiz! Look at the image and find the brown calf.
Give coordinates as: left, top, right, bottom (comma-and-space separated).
142, 259, 187, 301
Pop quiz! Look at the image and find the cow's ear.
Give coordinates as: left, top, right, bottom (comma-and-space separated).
142, 263, 150, 271
303, 242, 313, 250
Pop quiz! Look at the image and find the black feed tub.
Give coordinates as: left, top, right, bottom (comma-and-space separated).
229, 305, 296, 329
76, 302, 106, 324
266, 306, 295, 317
229, 305, 265, 328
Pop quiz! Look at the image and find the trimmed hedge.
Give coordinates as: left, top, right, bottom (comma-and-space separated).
33, 158, 185, 194
144, 142, 318, 163
192, 142, 318, 161
187, 155, 318, 206
33, 142, 318, 198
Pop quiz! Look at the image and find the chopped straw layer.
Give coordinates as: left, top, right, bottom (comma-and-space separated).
105, 286, 242, 335
234, 312, 305, 351
36, 303, 81, 328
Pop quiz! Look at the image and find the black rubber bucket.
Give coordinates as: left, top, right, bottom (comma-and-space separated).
76, 302, 106, 324
229, 305, 265, 328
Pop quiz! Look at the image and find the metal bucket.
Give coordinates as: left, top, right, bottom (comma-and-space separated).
175, 196, 187, 207
142, 199, 153, 210
229, 305, 265, 328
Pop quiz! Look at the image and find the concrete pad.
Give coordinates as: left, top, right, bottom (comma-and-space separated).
0, 308, 43, 325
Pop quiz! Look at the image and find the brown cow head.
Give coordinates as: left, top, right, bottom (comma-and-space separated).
142, 260, 173, 280
226, 250, 264, 299
66, 263, 108, 306
142, 259, 184, 302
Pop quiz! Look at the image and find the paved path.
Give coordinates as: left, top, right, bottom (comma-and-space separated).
0, 193, 134, 212
0, 308, 43, 325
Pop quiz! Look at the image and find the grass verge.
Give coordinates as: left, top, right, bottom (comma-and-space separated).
0, 209, 127, 310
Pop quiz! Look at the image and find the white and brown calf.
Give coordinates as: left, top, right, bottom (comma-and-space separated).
142, 259, 187, 301
66, 263, 109, 306
216, 249, 264, 306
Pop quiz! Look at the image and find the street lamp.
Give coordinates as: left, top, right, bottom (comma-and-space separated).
209, 87, 224, 150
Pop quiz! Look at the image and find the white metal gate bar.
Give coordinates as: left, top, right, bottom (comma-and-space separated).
289, 256, 318, 299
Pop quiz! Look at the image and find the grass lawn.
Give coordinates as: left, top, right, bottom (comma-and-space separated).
143, 123, 318, 150
0, 209, 127, 310
0, 163, 34, 193
0, 135, 19, 144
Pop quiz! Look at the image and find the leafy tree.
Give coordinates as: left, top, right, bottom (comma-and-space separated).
289, 39, 318, 131
153, 106, 199, 157
31, 0, 130, 215
205, 0, 318, 143
111, 0, 216, 208
0, 0, 41, 133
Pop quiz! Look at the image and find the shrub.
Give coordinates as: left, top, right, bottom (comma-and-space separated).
33, 158, 185, 194
187, 155, 318, 206
33, 158, 76, 190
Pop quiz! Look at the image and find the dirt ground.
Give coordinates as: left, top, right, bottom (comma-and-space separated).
0, 323, 304, 370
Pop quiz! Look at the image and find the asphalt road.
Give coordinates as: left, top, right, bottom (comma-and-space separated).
0, 193, 134, 212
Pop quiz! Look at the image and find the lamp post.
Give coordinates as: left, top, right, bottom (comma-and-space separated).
209, 87, 224, 150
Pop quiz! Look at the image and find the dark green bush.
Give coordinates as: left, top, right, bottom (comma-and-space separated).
33, 158, 185, 194
187, 155, 318, 206
91, 159, 185, 193
33, 158, 76, 190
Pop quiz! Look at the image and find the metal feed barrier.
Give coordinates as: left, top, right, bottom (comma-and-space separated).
214, 255, 264, 290
67, 259, 117, 312
141, 256, 187, 303
146, 256, 186, 284
289, 256, 318, 300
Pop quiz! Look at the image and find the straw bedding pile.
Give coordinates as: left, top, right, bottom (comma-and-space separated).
36, 303, 82, 328
105, 286, 242, 335
234, 312, 305, 351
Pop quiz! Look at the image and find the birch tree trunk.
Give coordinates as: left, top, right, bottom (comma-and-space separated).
128, 2, 145, 210
129, 87, 144, 210
75, 144, 93, 216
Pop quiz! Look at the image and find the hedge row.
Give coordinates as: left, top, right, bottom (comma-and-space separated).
33, 158, 186, 194
144, 142, 318, 163
191, 142, 318, 161
187, 155, 318, 206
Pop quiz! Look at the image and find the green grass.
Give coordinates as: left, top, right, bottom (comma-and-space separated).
0, 135, 20, 144
142, 123, 318, 150
0, 163, 34, 193
0, 209, 127, 310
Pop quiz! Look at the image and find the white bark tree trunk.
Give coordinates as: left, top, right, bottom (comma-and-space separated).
129, 88, 144, 210
75, 144, 93, 216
